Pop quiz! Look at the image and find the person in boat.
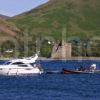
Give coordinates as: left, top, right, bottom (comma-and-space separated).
89, 64, 96, 72
77, 66, 86, 71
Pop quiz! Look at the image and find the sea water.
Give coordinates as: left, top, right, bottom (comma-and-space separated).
0, 60, 100, 100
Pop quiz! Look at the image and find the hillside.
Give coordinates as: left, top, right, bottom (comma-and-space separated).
0, 14, 9, 19
10, 0, 100, 40
1, 0, 100, 57
0, 18, 19, 38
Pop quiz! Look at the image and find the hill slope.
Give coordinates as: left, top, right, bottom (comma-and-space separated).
0, 18, 19, 38
0, 14, 9, 19
10, 0, 100, 41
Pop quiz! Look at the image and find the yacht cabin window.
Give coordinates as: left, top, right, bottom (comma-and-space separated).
12, 62, 24, 65
12, 62, 28, 67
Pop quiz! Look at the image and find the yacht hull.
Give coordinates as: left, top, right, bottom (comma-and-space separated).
0, 67, 42, 75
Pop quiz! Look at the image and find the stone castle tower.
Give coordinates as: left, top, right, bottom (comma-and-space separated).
51, 41, 72, 59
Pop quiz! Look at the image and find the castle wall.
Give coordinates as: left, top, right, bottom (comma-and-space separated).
51, 42, 72, 59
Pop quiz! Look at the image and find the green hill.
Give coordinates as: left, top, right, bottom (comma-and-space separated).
10, 0, 100, 39
2, 0, 100, 57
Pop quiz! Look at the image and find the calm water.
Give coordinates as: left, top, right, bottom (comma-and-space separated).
0, 60, 100, 100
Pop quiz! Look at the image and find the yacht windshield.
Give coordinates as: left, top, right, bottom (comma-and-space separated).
4, 61, 11, 65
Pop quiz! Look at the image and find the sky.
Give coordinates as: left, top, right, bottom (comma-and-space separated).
0, 0, 49, 17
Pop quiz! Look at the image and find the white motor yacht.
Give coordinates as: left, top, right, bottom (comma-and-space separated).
0, 54, 43, 75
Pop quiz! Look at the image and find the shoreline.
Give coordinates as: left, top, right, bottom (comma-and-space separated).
0, 57, 100, 61
38, 57, 100, 61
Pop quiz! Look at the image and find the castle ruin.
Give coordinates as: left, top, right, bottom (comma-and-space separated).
51, 41, 72, 59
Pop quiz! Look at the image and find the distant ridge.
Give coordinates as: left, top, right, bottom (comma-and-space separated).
0, 14, 9, 19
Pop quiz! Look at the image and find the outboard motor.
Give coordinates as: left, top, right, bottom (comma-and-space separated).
90, 64, 96, 72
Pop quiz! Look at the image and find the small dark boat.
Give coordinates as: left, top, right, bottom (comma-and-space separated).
62, 64, 100, 74
62, 68, 82, 74
62, 68, 97, 74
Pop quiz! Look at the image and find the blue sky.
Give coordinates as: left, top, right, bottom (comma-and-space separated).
0, 0, 49, 17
